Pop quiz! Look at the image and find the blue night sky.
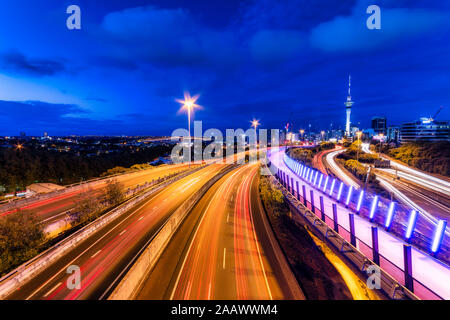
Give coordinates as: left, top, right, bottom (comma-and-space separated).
0, 0, 449, 136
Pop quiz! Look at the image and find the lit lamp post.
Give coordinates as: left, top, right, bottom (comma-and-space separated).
251, 119, 260, 145
321, 131, 325, 142
378, 132, 384, 156
300, 129, 305, 143
176, 92, 201, 166
356, 131, 362, 162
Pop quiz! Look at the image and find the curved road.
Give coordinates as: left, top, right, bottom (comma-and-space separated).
5, 164, 223, 300
136, 164, 304, 300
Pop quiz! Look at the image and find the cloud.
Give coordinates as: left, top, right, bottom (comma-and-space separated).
309, 4, 450, 52
0, 100, 107, 135
100, 6, 239, 68
249, 29, 306, 64
0, 51, 66, 76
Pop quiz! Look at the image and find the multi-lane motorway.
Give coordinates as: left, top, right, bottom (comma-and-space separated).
0, 164, 192, 224
5, 164, 223, 300
135, 164, 304, 300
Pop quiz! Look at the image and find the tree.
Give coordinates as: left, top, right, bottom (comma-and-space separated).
104, 179, 125, 205
0, 210, 45, 275
71, 188, 101, 224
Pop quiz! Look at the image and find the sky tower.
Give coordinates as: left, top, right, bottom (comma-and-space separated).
344, 75, 354, 136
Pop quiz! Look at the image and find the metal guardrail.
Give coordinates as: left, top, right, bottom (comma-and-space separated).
0, 164, 206, 300
265, 163, 419, 300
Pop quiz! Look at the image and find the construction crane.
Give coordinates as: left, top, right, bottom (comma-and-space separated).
431, 106, 444, 121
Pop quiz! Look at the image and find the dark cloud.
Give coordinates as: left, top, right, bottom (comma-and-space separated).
0, 51, 66, 76
0, 100, 112, 135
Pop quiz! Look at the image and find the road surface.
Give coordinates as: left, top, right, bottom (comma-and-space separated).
136, 164, 304, 300
5, 164, 224, 300
0, 164, 193, 224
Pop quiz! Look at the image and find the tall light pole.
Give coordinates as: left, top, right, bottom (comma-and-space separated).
356, 131, 362, 162
300, 129, 305, 143
251, 119, 260, 144
378, 132, 384, 156
321, 131, 325, 142
176, 92, 201, 166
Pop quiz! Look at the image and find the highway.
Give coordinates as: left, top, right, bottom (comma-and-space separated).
5, 164, 224, 300
270, 147, 450, 300
136, 164, 304, 300
0, 164, 193, 223
360, 143, 450, 222
312, 146, 341, 175
324, 149, 360, 189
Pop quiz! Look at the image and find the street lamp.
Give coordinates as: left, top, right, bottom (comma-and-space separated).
356, 131, 362, 162
378, 133, 384, 156
321, 131, 325, 142
299, 129, 305, 142
251, 119, 260, 144
176, 92, 201, 144
176, 92, 201, 167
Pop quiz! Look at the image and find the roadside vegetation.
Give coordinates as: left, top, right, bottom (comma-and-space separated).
0, 179, 127, 277
0, 145, 171, 194
287, 141, 336, 166
259, 174, 353, 300
0, 210, 45, 277
387, 142, 450, 176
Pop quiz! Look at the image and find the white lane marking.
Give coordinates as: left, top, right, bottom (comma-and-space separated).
119, 230, 127, 236
208, 282, 212, 300
138, 216, 143, 221
43, 282, 62, 298
223, 248, 226, 270
91, 250, 101, 258
226, 213, 229, 223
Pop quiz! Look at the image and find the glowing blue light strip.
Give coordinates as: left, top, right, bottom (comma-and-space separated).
313, 171, 318, 185
323, 176, 329, 192
405, 210, 418, 241
369, 196, 378, 220
337, 182, 344, 201
385, 202, 396, 229
431, 220, 447, 253
345, 186, 353, 205
318, 174, 323, 189
329, 179, 336, 196
356, 190, 364, 212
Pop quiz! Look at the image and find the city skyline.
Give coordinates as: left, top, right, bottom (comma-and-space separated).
0, 0, 449, 136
